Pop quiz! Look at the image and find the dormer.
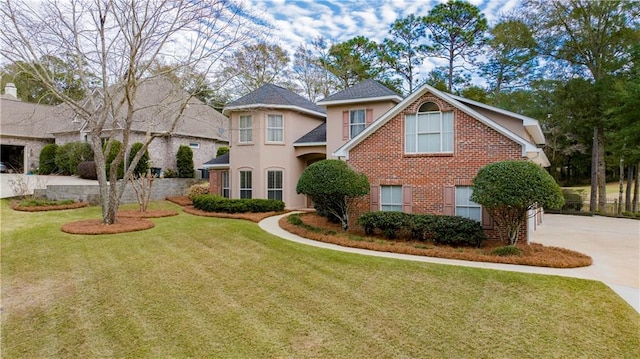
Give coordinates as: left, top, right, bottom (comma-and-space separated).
317, 79, 402, 157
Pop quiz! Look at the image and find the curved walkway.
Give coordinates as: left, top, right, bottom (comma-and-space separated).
259, 213, 639, 314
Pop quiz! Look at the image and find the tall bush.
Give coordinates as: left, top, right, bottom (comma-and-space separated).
216, 146, 229, 157
471, 160, 564, 245
176, 145, 194, 178
296, 159, 369, 230
54, 141, 94, 175
128, 142, 149, 176
104, 139, 124, 179
38, 143, 58, 174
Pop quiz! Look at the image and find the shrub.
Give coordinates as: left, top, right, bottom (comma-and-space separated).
296, 159, 369, 230
425, 216, 486, 247
77, 161, 97, 180
357, 211, 410, 239
128, 142, 149, 176
561, 189, 583, 212
176, 145, 195, 178
163, 168, 177, 178
104, 139, 124, 179
39, 144, 58, 174
491, 245, 523, 256
55, 141, 94, 175
216, 146, 229, 157
188, 183, 209, 200
192, 194, 285, 213
406, 214, 438, 241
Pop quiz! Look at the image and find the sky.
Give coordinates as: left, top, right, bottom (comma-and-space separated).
242, 0, 521, 83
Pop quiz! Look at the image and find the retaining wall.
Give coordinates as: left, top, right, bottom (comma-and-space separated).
35, 178, 201, 205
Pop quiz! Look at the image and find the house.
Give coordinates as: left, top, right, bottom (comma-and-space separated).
208, 80, 549, 238
0, 78, 229, 175
0, 83, 56, 173
205, 84, 326, 208
332, 83, 549, 234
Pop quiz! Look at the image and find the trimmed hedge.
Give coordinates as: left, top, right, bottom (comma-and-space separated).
358, 212, 486, 247
192, 194, 285, 213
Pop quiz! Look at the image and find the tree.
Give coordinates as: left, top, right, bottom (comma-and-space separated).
424, 0, 488, 92
223, 42, 291, 95
479, 19, 537, 101
176, 145, 195, 178
296, 160, 369, 231
128, 142, 149, 177
1, 0, 251, 224
380, 14, 429, 94
471, 161, 564, 245
292, 41, 338, 101
522, 0, 640, 212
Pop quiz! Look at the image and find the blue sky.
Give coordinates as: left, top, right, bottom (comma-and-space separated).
244, 0, 520, 79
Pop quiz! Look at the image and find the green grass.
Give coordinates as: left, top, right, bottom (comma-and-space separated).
1, 200, 639, 358
565, 181, 631, 199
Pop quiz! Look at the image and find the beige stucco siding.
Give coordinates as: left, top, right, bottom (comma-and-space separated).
229, 109, 324, 208
466, 105, 532, 142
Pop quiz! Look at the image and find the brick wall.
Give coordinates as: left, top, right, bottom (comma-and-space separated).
347, 92, 527, 240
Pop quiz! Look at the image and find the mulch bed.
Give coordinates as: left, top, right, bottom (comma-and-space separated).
280, 212, 593, 269
166, 196, 193, 206
61, 218, 155, 235
182, 205, 286, 223
11, 201, 88, 212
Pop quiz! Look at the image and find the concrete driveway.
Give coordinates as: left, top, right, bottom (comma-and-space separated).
0, 174, 98, 198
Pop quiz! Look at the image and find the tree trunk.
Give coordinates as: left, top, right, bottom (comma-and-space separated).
625, 164, 633, 212
618, 159, 624, 215
634, 162, 639, 213
597, 127, 607, 212
589, 127, 598, 212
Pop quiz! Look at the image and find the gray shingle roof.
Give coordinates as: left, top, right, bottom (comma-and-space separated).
0, 96, 58, 139
294, 122, 326, 145
203, 152, 229, 167
317, 79, 403, 104
224, 84, 326, 117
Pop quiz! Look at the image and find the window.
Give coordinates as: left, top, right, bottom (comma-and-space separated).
350, 109, 366, 138
239, 170, 252, 199
456, 186, 481, 222
267, 170, 283, 201
405, 102, 453, 154
380, 185, 402, 212
239, 115, 253, 143
267, 114, 284, 143
221, 171, 230, 198
189, 142, 200, 149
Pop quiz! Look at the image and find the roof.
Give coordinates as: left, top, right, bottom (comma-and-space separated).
0, 95, 58, 139
223, 84, 326, 118
332, 83, 549, 166
202, 152, 229, 169
294, 122, 326, 146
50, 76, 229, 142
317, 79, 403, 106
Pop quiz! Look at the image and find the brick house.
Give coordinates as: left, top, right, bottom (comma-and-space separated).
332, 83, 548, 236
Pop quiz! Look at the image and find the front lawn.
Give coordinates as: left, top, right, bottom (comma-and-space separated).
1, 200, 638, 358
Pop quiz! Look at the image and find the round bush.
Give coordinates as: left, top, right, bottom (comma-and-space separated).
39, 144, 58, 175
55, 141, 94, 175
188, 183, 209, 200
490, 245, 522, 256
104, 139, 124, 179
78, 161, 97, 180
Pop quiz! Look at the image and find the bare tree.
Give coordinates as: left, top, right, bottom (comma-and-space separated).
1, 0, 254, 224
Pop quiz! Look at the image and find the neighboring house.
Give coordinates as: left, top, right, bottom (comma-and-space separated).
208, 80, 549, 238
0, 83, 55, 173
0, 78, 229, 175
205, 84, 326, 209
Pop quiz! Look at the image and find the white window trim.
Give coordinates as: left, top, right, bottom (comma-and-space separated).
266, 114, 284, 143
266, 169, 284, 201
405, 110, 454, 154
239, 170, 252, 199
455, 186, 482, 222
350, 109, 366, 139
239, 115, 253, 144
380, 185, 402, 212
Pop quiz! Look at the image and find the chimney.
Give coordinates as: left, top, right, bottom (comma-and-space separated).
4, 83, 17, 98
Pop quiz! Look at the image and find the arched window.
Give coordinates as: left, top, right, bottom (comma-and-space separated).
405, 101, 453, 154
